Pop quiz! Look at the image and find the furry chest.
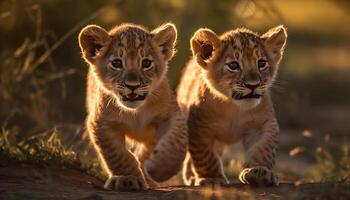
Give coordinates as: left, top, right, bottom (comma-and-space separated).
118, 112, 158, 143
213, 118, 245, 144
205, 106, 253, 144
216, 115, 264, 144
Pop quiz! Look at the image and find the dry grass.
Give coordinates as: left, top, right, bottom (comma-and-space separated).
0, 126, 106, 181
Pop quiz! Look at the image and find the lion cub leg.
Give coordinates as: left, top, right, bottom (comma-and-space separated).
239, 119, 279, 186
188, 130, 228, 186
88, 121, 147, 191
134, 143, 159, 187
144, 111, 188, 182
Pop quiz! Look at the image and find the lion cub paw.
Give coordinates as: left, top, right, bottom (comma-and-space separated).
197, 177, 228, 187
104, 175, 147, 191
239, 166, 278, 186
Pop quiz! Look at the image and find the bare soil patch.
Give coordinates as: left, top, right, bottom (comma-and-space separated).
0, 165, 349, 200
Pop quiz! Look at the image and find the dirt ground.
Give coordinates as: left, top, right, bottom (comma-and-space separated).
0, 164, 349, 200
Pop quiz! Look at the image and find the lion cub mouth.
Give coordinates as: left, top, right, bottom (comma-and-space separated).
232, 92, 261, 100
122, 93, 147, 102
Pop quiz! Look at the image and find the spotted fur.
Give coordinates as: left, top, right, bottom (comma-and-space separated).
178, 26, 287, 186
79, 23, 187, 191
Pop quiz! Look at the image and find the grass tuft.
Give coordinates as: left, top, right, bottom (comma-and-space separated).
309, 144, 350, 182
0, 126, 106, 181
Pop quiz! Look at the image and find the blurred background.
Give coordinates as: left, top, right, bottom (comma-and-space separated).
0, 0, 349, 183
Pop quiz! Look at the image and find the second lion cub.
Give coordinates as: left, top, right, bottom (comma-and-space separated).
178, 26, 287, 186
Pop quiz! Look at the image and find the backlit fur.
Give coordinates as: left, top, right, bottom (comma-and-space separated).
79, 23, 188, 191
178, 26, 287, 186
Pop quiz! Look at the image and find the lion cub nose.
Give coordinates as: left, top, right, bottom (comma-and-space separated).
125, 81, 141, 91
125, 84, 140, 91
244, 83, 259, 91
244, 72, 261, 91
124, 73, 141, 91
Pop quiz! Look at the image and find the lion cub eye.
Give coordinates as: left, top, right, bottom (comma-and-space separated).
110, 59, 123, 70
226, 61, 240, 72
141, 58, 153, 70
257, 59, 268, 70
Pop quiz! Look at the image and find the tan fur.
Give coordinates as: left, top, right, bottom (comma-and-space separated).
79, 23, 187, 191
178, 26, 287, 186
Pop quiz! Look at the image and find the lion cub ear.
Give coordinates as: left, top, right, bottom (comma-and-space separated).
78, 25, 111, 64
152, 23, 177, 61
191, 28, 221, 68
261, 25, 287, 64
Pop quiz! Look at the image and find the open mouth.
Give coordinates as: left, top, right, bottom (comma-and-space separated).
121, 93, 147, 102
232, 92, 261, 100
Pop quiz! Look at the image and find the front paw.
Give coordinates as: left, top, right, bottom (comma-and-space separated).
144, 158, 181, 182
239, 166, 278, 186
104, 175, 147, 191
197, 177, 228, 186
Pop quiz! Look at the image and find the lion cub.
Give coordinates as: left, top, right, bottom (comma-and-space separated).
78, 23, 187, 191
178, 26, 287, 186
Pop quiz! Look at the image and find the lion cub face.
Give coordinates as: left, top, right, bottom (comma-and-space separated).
79, 23, 177, 110
191, 26, 287, 108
